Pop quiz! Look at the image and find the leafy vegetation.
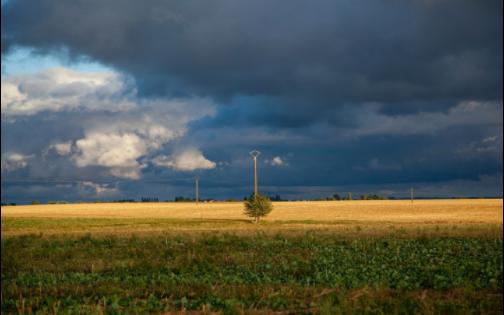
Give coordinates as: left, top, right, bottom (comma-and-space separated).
2, 232, 502, 314
244, 194, 273, 222
360, 194, 388, 200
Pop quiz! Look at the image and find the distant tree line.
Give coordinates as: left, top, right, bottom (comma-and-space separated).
360, 194, 388, 200
11, 193, 498, 206
269, 194, 285, 201
18, 193, 383, 205
317, 193, 353, 201
242, 194, 286, 201
173, 196, 193, 202
311, 192, 390, 201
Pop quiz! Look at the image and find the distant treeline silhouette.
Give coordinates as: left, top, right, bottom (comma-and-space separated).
1, 194, 501, 206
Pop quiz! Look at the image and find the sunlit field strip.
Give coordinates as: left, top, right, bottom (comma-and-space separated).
2, 199, 502, 221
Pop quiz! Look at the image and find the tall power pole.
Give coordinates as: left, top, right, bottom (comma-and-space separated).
195, 176, 199, 203
410, 187, 414, 203
250, 150, 261, 199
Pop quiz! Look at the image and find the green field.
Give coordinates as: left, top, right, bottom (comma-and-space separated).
1, 201, 503, 314
1, 222, 502, 314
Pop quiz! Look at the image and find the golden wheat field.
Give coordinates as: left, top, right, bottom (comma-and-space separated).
1, 199, 502, 222
1, 199, 502, 237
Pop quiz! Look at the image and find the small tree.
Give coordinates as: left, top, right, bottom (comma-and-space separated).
244, 193, 273, 223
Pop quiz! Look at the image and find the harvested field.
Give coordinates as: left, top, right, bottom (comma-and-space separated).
2, 199, 502, 222
2, 199, 502, 237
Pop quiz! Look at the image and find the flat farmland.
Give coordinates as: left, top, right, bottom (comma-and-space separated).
2, 199, 502, 222
1, 199, 502, 237
1, 199, 503, 314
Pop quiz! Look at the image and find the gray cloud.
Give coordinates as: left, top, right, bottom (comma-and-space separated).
2, 1, 501, 107
1, 67, 217, 182
1, 0, 502, 202
78, 181, 119, 198
1, 152, 33, 172
1, 67, 135, 117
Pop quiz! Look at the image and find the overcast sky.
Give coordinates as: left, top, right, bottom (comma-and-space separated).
1, 0, 502, 203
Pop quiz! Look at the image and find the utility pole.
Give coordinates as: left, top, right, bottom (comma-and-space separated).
410, 187, 414, 203
195, 176, 199, 203
250, 150, 261, 200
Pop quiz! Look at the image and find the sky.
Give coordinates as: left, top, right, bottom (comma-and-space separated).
1, 0, 502, 203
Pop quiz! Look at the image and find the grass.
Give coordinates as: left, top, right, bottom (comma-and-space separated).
1, 217, 503, 239
1, 199, 503, 314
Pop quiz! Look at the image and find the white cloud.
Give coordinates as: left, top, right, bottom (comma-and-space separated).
69, 103, 213, 178
456, 135, 502, 156
78, 181, 119, 197
153, 148, 216, 171
270, 156, 286, 166
1, 153, 32, 172
1, 67, 217, 179
1, 67, 218, 121
1, 67, 135, 117
73, 126, 178, 179
1, 81, 26, 106
264, 156, 288, 167
49, 142, 73, 156
74, 133, 144, 170
482, 136, 498, 143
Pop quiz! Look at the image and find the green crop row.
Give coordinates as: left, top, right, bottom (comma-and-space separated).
2, 232, 502, 314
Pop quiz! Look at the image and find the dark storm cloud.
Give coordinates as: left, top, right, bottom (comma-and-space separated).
2, 0, 502, 115
1, 0, 502, 203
